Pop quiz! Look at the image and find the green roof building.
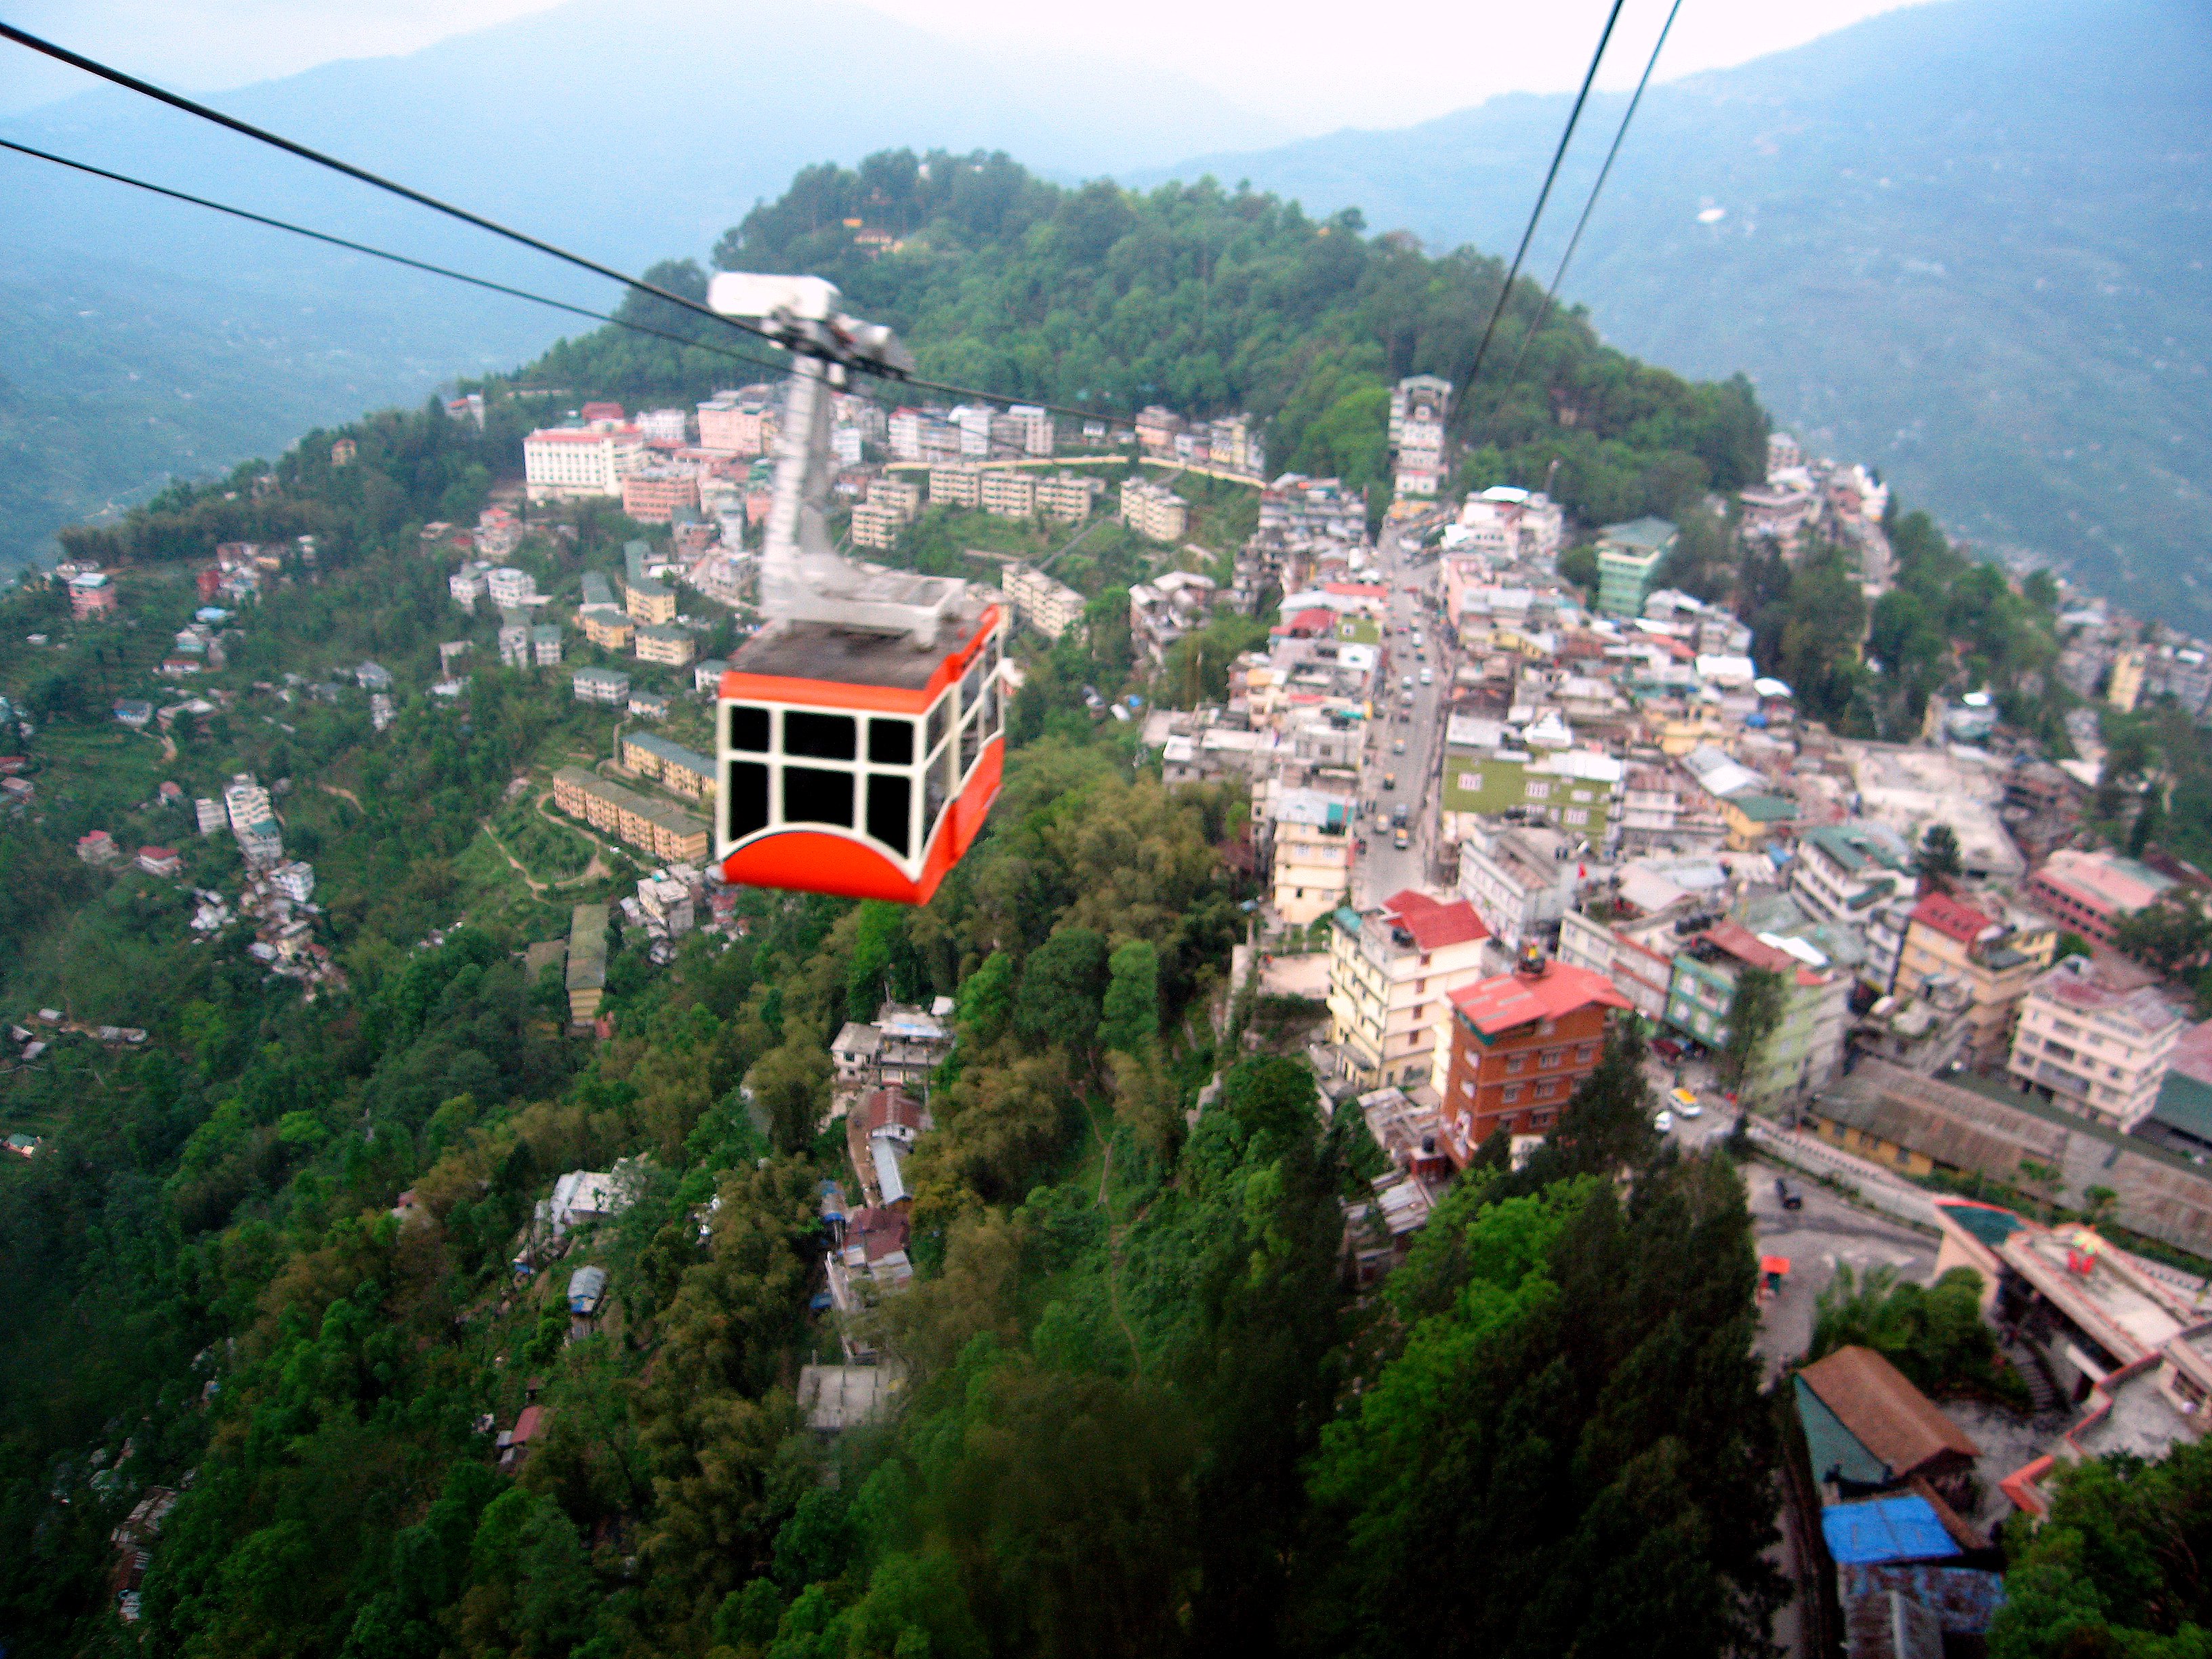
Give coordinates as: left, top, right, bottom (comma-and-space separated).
1595, 516, 1679, 617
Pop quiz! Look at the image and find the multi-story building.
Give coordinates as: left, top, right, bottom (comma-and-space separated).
1128, 572, 1216, 669
2025, 847, 2175, 947
1002, 563, 1088, 642
1325, 888, 1492, 1092
1456, 823, 1583, 951
1594, 517, 1678, 617
622, 466, 700, 523
2008, 956, 2184, 1132
696, 392, 774, 456
1664, 922, 1848, 1108
636, 407, 689, 445
623, 572, 677, 625
551, 767, 710, 863
1033, 472, 1103, 524
1206, 412, 1264, 476
1269, 786, 1357, 924
498, 621, 531, 668
635, 624, 697, 668
572, 667, 631, 705
889, 407, 960, 462
581, 609, 635, 651
1896, 893, 2057, 1069
1557, 907, 1683, 1027
68, 573, 117, 618
929, 461, 981, 509
531, 625, 562, 667
1438, 955, 1631, 1160
486, 567, 539, 609
979, 470, 1036, 518
871, 476, 922, 520
621, 731, 717, 800
1121, 478, 1189, 543
1793, 823, 1913, 925
851, 499, 905, 550
2108, 649, 2146, 712
525, 428, 638, 501
1134, 406, 1185, 455
1438, 726, 1622, 844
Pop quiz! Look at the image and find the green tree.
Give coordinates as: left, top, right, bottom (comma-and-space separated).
1809, 1264, 2026, 1406
1718, 966, 1788, 1099
1915, 823, 1963, 886
1099, 939, 1160, 1060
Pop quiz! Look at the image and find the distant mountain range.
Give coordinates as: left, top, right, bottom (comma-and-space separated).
6, 0, 2207, 634
0, 0, 1282, 573
1147, 0, 2212, 630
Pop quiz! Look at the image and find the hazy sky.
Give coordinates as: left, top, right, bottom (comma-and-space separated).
0, 0, 1940, 127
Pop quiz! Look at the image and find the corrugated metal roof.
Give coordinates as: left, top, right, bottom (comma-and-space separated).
1797, 1347, 1978, 1475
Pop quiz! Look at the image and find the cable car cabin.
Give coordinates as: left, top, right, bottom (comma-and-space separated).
717, 597, 1006, 905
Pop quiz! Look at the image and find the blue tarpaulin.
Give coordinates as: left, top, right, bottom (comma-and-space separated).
1822, 1495, 1962, 1565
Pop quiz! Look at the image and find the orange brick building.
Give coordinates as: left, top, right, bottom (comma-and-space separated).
1439, 955, 1631, 1163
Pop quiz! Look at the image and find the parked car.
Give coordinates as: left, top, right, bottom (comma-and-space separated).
1392, 739, 1406, 755
1669, 1088, 1702, 1118
1393, 829, 1410, 851
1775, 1178, 1803, 1212
1381, 772, 1397, 791
1391, 804, 1409, 827
1655, 1110, 1674, 1133
1652, 1037, 1685, 1063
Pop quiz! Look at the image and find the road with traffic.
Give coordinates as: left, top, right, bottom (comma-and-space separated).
1351, 520, 1452, 906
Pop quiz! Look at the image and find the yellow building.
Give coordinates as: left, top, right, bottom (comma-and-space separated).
552, 767, 710, 863
581, 608, 634, 651
929, 462, 981, 508
1326, 890, 1494, 1092
626, 578, 678, 626
621, 732, 716, 801
979, 470, 1036, 518
1896, 892, 2057, 1069
2108, 649, 2146, 712
635, 624, 697, 668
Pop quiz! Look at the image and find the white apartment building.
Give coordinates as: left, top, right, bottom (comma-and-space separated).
1456, 824, 1582, 951
1005, 405, 1054, 456
523, 428, 639, 501
1121, 478, 1189, 543
448, 567, 487, 612
486, 567, 539, 609
2009, 957, 2185, 1132
1002, 563, 1088, 641
1326, 888, 1492, 1092
1557, 909, 1677, 1026
224, 779, 272, 835
1033, 472, 1103, 524
636, 407, 689, 444
851, 499, 903, 550
270, 861, 316, 903
979, 470, 1036, 518
952, 406, 991, 457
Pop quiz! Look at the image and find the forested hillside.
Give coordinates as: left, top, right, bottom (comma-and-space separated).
516, 150, 1767, 527
1, 252, 1782, 1650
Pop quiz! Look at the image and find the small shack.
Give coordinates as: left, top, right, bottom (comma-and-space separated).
1795, 1345, 1980, 1505
567, 1265, 609, 1317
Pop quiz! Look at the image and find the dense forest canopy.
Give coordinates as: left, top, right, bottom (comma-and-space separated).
517, 150, 1766, 525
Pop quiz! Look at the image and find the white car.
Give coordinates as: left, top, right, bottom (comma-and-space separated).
1419, 669, 1433, 685
1654, 1110, 1674, 1133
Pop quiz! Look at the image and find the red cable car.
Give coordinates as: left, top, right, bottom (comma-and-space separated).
709, 274, 1008, 904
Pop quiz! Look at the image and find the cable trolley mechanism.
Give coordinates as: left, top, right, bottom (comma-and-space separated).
710, 273, 1007, 904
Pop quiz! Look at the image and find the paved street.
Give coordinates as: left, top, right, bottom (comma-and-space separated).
1351, 520, 1452, 906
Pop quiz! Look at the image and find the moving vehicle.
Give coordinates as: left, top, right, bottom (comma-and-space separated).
1401, 674, 1414, 690
1381, 772, 1397, 791
1419, 668, 1433, 684
1391, 803, 1409, 827
1392, 739, 1406, 755
1670, 1088, 1702, 1118
1393, 828, 1410, 851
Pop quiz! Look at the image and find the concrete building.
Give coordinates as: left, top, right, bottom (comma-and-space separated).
635, 624, 697, 668
1121, 478, 1189, 543
2025, 848, 2175, 948
621, 731, 716, 800
625, 576, 678, 626
851, 499, 903, 551
1438, 956, 1631, 1161
1456, 823, 1583, 951
978, 469, 1036, 518
486, 567, 538, 609
1325, 888, 1492, 1092
696, 392, 775, 456
1128, 572, 1218, 670
525, 428, 636, 501
581, 609, 635, 651
1033, 472, 1103, 523
622, 467, 700, 524
1269, 786, 1357, 924
1002, 563, 1087, 642
68, 572, 118, 618
531, 625, 562, 667
928, 461, 981, 508
1557, 907, 1681, 1027
1665, 922, 1848, 1109
1595, 518, 1678, 617
1896, 893, 2057, 1070
572, 667, 632, 705
551, 767, 710, 863
2008, 956, 2185, 1132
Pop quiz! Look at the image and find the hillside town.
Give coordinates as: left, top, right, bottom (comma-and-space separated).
14, 354, 2212, 1656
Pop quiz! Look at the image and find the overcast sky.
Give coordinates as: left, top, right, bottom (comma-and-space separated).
0, 0, 1940, 127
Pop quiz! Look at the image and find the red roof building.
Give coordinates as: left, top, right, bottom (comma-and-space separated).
1378, 888, 1491, 953
1439, 957, 1630, 1161
1909, 893, 1995, 948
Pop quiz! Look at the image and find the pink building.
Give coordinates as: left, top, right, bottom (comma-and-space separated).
2026, 848, 2175, 946
68, 573, 117, 618
579, 401, 624, 424
621, 468, 700, 524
